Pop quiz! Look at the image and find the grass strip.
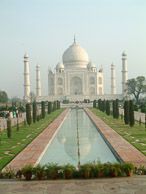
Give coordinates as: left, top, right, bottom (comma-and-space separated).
90, 108, 146, 156
0, 109, 64, 170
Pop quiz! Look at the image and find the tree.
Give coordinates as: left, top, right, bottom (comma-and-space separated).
57, 101, 60, 109
0, 90, 8, 103
7, 118, 11, 138
33, 101, 37, 123
124, 101, 129, 124
126, 76, 146, 103
41, 101, 46, 118
26, 103, 31, 126
112, 100, 116, 118
98, 99, 102, 110
17, 118, 19, 132
115, 99, 119, 119
129, 100, 135, 127
106, 100, 110, 116
48, 101, 52, 114
93, 100, 96, 108
53, 101, 57, 111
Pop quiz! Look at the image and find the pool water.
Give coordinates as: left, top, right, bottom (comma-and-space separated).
39, 109, 119, 166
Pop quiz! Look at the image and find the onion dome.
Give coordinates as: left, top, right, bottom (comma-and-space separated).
62, 38, 89, 68
88, 61, 96, 68
56, 62, 64, 69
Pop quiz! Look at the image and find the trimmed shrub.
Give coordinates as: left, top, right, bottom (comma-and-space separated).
57, 101, 60, 109
93, 100, 96, 108
98, 99, 102, 110
17, 119, 19, 132
106, 100, 110, 116
48, 101, 52, 114
26, 103, 31, 126
129, 100, 135, 127
124, 101, 129, 124
7, 118, 11, 138
141, 107, 146, 113
53, 101, 57, 111
115, 99, 119, 119
63, 100, 69, 104
113, 100, 116, 118
41, 101, 46, 118
33, 101, 37, 123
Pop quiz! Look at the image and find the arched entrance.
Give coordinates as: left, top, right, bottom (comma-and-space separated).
70, 77, 83, 95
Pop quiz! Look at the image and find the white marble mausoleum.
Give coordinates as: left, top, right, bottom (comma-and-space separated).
23, 38, 128, 102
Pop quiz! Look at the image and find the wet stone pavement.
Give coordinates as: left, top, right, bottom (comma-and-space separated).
0, 176, 146, 194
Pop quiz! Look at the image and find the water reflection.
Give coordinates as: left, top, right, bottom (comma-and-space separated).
40, 109, 118, 166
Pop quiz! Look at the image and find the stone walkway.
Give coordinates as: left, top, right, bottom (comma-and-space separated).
1, 176, 146, 194
5, 109, 69, 171
84, 108, 146, 167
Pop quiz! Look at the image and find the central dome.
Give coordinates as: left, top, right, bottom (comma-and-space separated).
62, 39, 89, 68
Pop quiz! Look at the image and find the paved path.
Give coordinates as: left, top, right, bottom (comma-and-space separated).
1, 176, 146, 194
85, 108, 146, 167
5, 109, 69, 171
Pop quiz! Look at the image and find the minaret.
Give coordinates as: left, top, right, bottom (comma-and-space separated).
111, 63, 116, 94
122, 51, 128, 96
23, 53, 30, 102
36, 65, 41, 97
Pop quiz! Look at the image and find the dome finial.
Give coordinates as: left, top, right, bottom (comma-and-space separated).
74, 35, 76, 43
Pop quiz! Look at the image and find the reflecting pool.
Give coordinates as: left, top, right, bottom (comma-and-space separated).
40, 109, 119, 166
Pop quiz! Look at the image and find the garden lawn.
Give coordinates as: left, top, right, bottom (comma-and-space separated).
90, 108, 146, 156
0, 109, 64, 170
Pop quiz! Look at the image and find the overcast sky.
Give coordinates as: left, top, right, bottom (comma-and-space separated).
0, 0, 146, 99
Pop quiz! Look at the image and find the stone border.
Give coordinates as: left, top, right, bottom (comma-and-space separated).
4, 109, 70, 171
84, 108, 146, 167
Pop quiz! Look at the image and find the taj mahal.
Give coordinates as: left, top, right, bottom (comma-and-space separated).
23, 37, 128, 102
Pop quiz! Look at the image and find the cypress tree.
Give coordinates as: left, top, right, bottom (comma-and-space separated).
93, 100, 96, 108
41, 101, 46, 118
17, 118, 19, 132
7, 118, 11, 138
57, 101, 60, 109
33, 101, 37, 123
48, 101, 52, 114
106, 100, 110, 116
129, 100, 135, 127
98, 99, 102, 111
113, 100, 116, 118
124, 100, 129, 124
26, 103, 31, 126
115, 99, 119, 119
53, 101, 57, 111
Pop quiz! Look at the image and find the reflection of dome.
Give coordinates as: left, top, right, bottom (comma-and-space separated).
64, 137, 91, 161
57, 137, 66, 144
88, 62, 96, 68
56, 62, 64, 69
62, 39, 89, 68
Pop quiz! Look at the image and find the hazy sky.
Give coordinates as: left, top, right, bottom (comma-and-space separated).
0, 0, 146, 99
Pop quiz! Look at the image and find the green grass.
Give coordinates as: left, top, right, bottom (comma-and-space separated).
90, 108, 146, 156
0, 109, 64, 170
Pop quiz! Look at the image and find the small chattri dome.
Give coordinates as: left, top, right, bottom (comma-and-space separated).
56, 62, 64, 69
88, 61, 96, 68
122, 51, 127, 56
24, 53, 29, 58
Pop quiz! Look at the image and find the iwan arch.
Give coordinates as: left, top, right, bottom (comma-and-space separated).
23, 38, 128, 102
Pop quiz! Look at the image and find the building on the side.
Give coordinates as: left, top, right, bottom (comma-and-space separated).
23, 38, 128, 102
